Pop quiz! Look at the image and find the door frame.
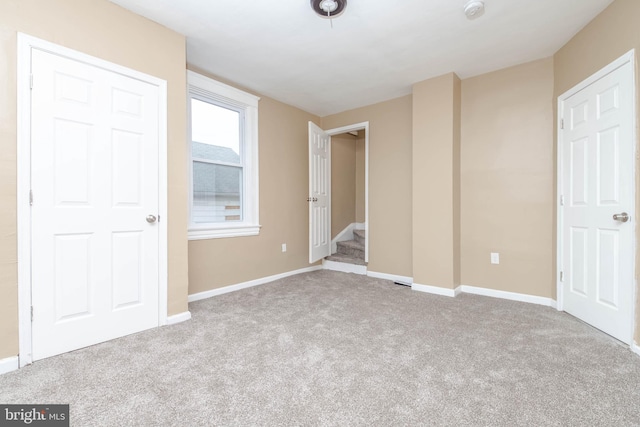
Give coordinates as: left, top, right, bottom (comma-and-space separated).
16, 33, 169, 367
325, 122, 370, 263
556, 49, 637, 346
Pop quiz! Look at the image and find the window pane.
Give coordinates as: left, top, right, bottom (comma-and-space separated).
191, 98, 240, 164
192, 162, 242, 223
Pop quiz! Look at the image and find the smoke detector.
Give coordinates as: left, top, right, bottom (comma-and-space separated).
464, 1, 485, 19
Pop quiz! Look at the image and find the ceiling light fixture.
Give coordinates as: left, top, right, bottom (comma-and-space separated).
311, 0, 347, 27
464, 0, 485, 19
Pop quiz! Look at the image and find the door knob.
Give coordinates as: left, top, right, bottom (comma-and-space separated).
146, 215, 157, 223
613, 212, 629, 223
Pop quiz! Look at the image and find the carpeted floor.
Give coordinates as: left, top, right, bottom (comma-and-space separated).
1, 270, 639, 426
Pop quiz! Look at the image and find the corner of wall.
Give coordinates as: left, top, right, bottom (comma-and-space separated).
452, 74, 462, 287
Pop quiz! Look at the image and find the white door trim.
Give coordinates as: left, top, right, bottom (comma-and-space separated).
16, 33, 168, 367
325, 122, 370, 263
556, 49, 637, 345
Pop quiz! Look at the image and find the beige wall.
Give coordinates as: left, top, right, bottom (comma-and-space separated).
322, 96, 413, 278
553, 0, 640, 341
331, 134, 357, 238
412, 73, 461, 290
355, 132, 366, 223
0, 0, 188, 360
461, 58, 555, 297
188, 95, 321, 294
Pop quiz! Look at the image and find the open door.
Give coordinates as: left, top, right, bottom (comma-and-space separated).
308, 122, 331, 263
558, 53, 636, 344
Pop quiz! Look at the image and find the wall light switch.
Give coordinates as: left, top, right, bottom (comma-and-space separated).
282, 243, 287, 253
491, 252, 500, 264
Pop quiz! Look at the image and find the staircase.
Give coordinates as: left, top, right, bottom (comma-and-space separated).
326, 229, 366, 267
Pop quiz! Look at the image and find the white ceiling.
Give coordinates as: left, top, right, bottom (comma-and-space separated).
109, 0, 614, 117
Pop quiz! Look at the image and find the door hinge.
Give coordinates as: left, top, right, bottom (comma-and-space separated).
560, 195, 564, 206
157, 215, 160, 223
31, 306, 33, 321
560, 271, 564, 282
29, 190, 33, 206
560, 119, 564, 130
30, 74, 33, 90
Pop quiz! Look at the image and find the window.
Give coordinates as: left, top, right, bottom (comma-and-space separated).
187, 71, 260, 239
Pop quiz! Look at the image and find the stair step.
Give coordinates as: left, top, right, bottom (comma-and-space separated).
336, 239, 364, 259
326, 253, 367, 266
337, 239, 363, 250
353, 229, 365, 244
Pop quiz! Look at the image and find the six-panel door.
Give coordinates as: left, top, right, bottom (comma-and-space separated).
30, 49, 160, 360
561, 61, 634, 344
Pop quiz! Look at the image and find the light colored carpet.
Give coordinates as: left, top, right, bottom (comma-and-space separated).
1, 270, 639, 426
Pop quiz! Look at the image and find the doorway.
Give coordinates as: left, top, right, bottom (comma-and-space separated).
328, 130, 366, 263
557, 50, 636, 344
308, 122, 369, 267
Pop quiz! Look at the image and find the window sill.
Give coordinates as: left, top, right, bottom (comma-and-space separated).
188, 224, 261, 240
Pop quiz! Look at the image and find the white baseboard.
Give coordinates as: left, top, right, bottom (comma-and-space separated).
355, 222, 365, 230
373, 274, 558, 307
367, 270, 413, 285
166, 311, 191, 325
412, 283, 457, 298
323, 259, 367, 275
458, 285, 557, 308
632, 342, 640, 357
188, 266, 323, 302
331, 222, 364, 254
0, 356, 19, 375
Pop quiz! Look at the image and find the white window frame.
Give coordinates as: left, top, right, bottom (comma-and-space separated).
187, 70, 260, 239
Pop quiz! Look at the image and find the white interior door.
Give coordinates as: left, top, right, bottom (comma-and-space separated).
30, 48, 160, 360
309, 122, 331, 263
559, 58, 635, 344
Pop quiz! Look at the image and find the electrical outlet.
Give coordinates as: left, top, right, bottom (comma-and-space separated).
282, 243, 287, 253
491, 252, 500, 265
